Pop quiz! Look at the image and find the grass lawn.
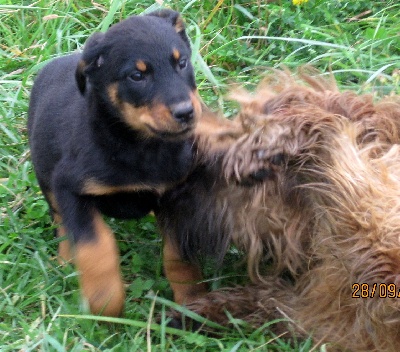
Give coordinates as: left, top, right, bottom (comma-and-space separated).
0, 0, 399, 350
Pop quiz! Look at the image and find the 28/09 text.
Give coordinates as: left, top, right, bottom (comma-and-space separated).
352, 283, 400, 298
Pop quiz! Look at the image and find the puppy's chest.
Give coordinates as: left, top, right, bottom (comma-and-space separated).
79, 138, 194, 195
114, 139, 193, 176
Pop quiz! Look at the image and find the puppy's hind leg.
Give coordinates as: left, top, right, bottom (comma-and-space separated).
54, 212, 73, 264
43, 191, 72, 264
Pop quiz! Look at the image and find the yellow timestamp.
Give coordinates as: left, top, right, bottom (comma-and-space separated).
352, 283, 400, 298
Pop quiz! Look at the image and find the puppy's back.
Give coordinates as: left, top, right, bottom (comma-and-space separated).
28, 54, 82, 129
28, 54, 86, 186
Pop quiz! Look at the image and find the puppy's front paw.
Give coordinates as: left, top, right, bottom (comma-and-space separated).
223, 130, 287, 185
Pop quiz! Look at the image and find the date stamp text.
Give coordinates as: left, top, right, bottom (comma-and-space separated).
352, 283, 400, 298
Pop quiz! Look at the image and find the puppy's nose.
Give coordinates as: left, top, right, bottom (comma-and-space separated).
171, 101, 194, 124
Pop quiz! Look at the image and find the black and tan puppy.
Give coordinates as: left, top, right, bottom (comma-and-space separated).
28, 9, 240, 316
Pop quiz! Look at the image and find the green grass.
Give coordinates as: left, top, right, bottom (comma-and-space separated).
0, 0, 399, 350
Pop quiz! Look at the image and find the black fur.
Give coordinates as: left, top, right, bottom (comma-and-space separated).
157, 165, 237, 264
28, 10, 198, 244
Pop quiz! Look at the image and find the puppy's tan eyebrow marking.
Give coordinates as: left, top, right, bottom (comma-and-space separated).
136, 60, 147, 72
172, 48, 180, 60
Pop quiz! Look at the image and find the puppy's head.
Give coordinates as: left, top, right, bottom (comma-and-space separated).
76, 10, 201, 139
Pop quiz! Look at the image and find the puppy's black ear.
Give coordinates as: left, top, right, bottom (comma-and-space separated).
75, 32, 105, 94
146, 10, 191, 49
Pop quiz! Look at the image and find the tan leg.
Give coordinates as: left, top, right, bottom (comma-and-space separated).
74, 211, 125, 316
194, 106, 243, 157
46, 192, 72, 264
53, 212, 73, 263
163, 236, 207, 305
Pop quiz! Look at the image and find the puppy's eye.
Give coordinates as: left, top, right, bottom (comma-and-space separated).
129, 71, 144, 82
178, 58, 187, 69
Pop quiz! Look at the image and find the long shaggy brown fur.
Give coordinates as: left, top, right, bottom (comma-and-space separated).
162, 70, 400, 351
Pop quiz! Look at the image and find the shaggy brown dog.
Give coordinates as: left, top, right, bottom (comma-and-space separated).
161, 70, 400, 351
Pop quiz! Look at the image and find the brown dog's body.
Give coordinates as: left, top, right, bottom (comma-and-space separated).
166, 71, 400, 351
